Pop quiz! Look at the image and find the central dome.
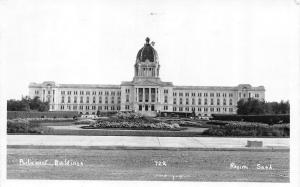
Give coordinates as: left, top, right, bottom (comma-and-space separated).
136, 37, 158, 63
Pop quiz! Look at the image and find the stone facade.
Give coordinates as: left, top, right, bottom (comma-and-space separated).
29, 38, 265, 117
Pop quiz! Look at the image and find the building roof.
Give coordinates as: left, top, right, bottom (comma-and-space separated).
136, 37, 158, 62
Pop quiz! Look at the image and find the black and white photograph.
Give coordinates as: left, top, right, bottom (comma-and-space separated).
0, 0, 299, 186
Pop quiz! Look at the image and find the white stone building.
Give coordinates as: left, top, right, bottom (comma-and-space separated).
29, 38, 265, 117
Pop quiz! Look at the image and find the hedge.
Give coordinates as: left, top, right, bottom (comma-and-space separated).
211, 114, 289, 124
7, 111, 78, 119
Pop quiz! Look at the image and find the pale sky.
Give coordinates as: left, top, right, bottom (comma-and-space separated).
1, 0, 299, 102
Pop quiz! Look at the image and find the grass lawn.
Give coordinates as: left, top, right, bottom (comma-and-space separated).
7, 148, 289, 182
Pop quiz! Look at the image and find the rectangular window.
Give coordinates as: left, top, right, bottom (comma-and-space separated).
210, 98, 214, 105
173, 98, 176, 105
186, 98, 189, 105
198, 98, 201, 105
164, 96, 168, 103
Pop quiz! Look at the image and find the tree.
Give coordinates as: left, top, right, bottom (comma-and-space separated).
237, 98, 265, 115
237, 98, 290, 115
7, 96, 49, 112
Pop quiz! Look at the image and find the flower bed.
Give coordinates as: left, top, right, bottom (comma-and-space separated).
202, 121, 289, 137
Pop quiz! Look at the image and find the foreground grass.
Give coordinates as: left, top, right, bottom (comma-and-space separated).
7, 148, 289, 182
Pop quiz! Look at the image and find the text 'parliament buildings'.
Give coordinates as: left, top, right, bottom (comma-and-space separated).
29, 38, 265, 117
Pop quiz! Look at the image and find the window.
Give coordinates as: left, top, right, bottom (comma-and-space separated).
198, 107, 201, 111
210, 98, 214, 105
86, 97, 89, 103
229, 93, 233, 97
173, 92, 177, 96
217, 99, 220, 105
216, 93, 220, 97
204, 93, 208, 97
61, 96, 64, 103
164, 96, 168, 103
61, 91, 65, 95
93, 97, 96, 103
223, 93, 227, 97
164, 106, 168, 110
229, 99, 233, 105
192, 98, 195, 105
192, 93, 195, 97
185, 107, 189, 111
92, 91, 96, 95
151, 105, 154, 111
223, 99, 226, 105
99, 97, 102, 104
173, 107, 177, 111
139, 105, 142, 111
98, 106, 102, 110
99, 91, 103, 95
198, 98, 201, 105
204, 98, 207, 105
179, 107, 183, 111
125, 89, 130, 94
86, 106, 89, 110
125, 105, 130, 110
173, 98, 177, 105
229, 108, 233, 112
185, 93, 189, 97
210, 108, 214, 112
210, 93, 214, 97
105, 97, 108, 104
164, 89, 168, 94
111, 96, 114, 104
145, 105, 148, 111
239, 92, 241, 98
179, 98, 183, 105
186, 98, 189, 105
74, 91, 78, 95
86, 91, 90, 95
68, 96, 71, 103
60, 105, 64, 110
179, 93, 183, 96
126, 95, 129, 102
198, 93, 202, 97
80, 96, 83, 103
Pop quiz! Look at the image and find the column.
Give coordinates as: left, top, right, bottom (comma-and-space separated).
143, 88, 145, 103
